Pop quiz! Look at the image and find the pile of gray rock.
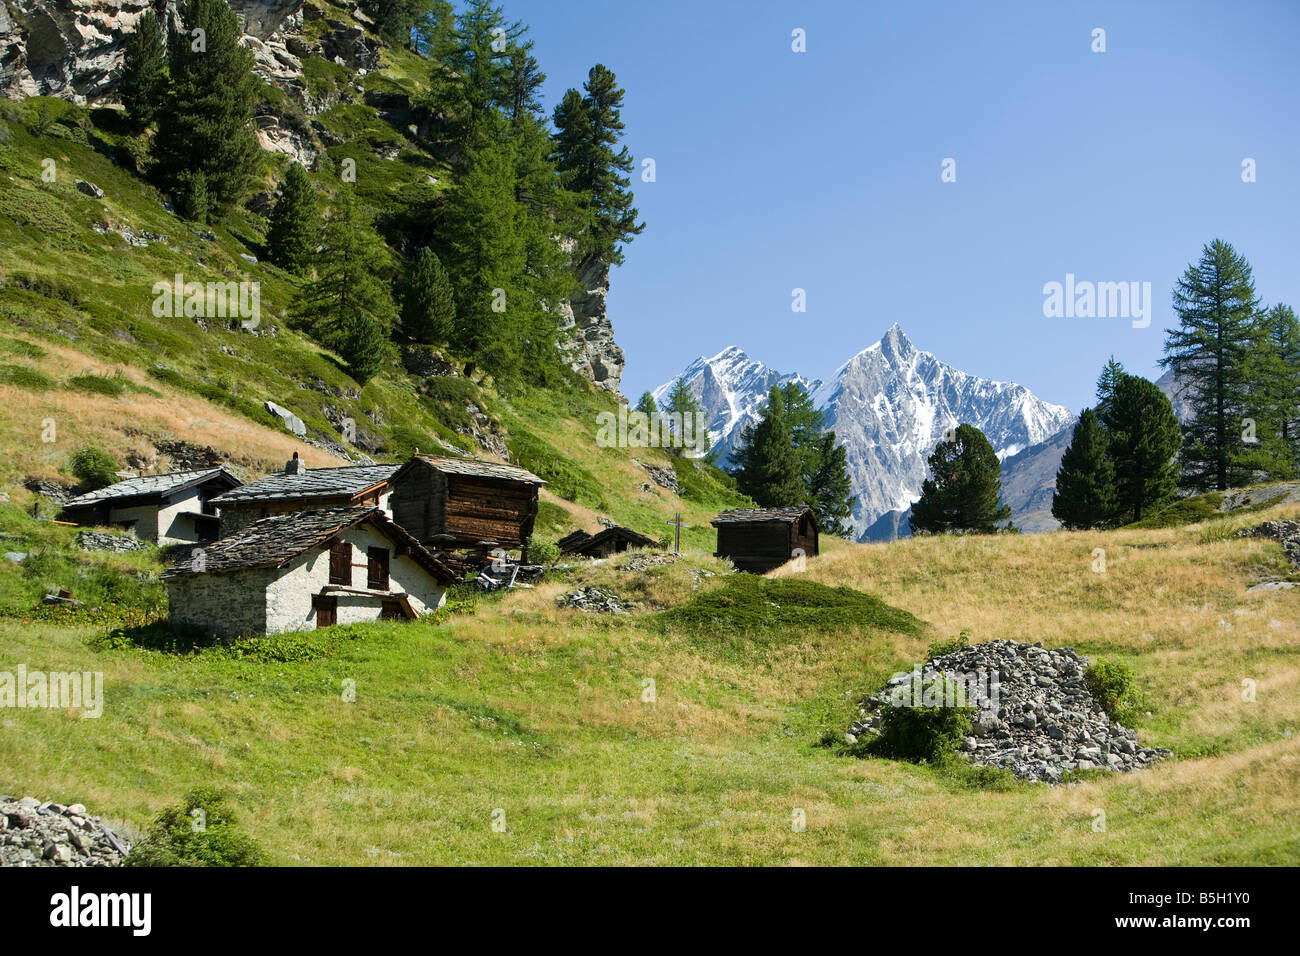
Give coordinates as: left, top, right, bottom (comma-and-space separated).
1237, 520, 1300, 569
848, 639, 1170, 783
1, 797, 129, 867
556, 586, 636, 614
616, 553, 676, 573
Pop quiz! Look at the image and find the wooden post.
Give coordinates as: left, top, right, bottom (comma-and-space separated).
665, 512, 691, 555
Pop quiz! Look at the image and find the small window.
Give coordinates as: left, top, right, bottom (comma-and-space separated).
329, 541, 352, 586
367, 547, 390, 591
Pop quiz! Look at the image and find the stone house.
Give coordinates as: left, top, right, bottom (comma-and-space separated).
59, 467, 242, 545
210, 455, 399, 538
711, 506, 820, 573
163, 507, 458, 640
388, 455, 545, 552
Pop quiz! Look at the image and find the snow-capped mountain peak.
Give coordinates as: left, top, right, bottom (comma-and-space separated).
656, 326, 1076, 540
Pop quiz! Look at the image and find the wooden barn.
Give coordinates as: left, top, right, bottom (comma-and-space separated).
557, 525, 656, 558
388, 455, 545, 553
711, 506, 820, 573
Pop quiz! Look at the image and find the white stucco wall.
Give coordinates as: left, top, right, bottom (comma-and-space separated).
106, 503, 159, 541
155, 487, 206, 546
263, 524, 448, 636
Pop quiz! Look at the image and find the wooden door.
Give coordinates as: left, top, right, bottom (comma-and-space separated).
314, 594, 337, 628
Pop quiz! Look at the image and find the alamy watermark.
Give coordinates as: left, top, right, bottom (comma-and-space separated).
152, 273, 260, 330
596, 407, 709, 457
1042, 273, 1152, 328
0, 665, 103, 717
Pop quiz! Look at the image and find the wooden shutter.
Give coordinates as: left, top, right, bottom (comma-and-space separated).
367, 546, 390, 591
329, 541, 352, 586
313, 594, 337, 628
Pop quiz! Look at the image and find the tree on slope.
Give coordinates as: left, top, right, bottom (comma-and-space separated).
1101, 374, 1181, 523
909, 424, 1012, 535
266, 163, 319, 276
120, 9, 167, 132
1051, 408, 1118, 530
1159, 239, 1260, 491
399, 246, 456, 344
1239, 303, 1300, 479
298, 187, 396, 383
152, 0, 260, 220
731, 386, 805, 508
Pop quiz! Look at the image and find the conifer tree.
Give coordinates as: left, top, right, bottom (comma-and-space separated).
552, 64, 644, 265
1101, 374, 1181, 523
909, 424, 1012, 535
1095, 356, 1126, 420
120, 10, 167, 132
299, 187, 396, 383
1160, 239, 1261, 491
809, 431, 856, 537
266, 163, 319, 276
1239, 303, 1300, 479
1051, 408, 1118, 530
732, 387, 804, 508
635, 391, 657, 417
152, 0, 261, 220
399, 246, 456, 344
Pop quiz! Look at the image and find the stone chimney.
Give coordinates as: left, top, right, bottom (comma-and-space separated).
285, 451, 307, 475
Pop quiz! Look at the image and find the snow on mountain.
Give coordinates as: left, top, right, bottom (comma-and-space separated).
655, 325, 1076, 540
650, 346, 821, 465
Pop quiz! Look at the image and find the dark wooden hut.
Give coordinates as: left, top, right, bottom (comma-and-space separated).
558, 525, 656, 558
388, 455, 545, 552
711, 506, 819, 573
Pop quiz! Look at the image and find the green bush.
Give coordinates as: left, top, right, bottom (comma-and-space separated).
69, 445, 118, 490
527, 538, 560, 565
68, 373, 128, 397
1084, 658, 1141, 727
867, 674, 974, 763
927, 629, 971, 659
124, 788, 264, 867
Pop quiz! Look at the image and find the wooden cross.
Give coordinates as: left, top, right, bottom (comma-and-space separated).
665, 512, 691, 555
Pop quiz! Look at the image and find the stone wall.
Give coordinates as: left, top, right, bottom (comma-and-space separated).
166, 565, 271, 639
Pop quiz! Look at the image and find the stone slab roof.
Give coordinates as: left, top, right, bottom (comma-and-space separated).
63, 468, 238, 507
162, 506, 457, 585
710, 506, 815, 527
211, 464, 399, 504
408, 454, 545, 485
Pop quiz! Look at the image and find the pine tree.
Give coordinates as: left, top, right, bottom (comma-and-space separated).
663, 377, 708, 456
425, 0, 524, 149
809, 431, 856, 537
552, 64, 644, 265
1239, 303, 1300, 479
399, 247, 456, 344
120, 9, 167, 132
732, 387, 804, 508
635, 391, 657, 417
1160, 239, 1261, 491
1095, 356, 1126, 420
1051, 409, 1118, 530
179, 169, 209, 225
266, 163, 319, 275
299, 187, 396, 383
1101, 374, 1181, 523
909, 424, 1012, 535
152, 0, 261, 220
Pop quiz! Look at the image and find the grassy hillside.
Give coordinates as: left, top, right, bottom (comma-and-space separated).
1, 492, 1296, 864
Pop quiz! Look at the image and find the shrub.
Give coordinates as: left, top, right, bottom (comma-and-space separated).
0, 363, 55, 390
124, 787, 264, 867
527, 538, 560, 565
927, 629, 971, 659
867, 675, 974, 763
1084, 658, 1141, 727
69, 445, 118, 490
67, 373, 127, 397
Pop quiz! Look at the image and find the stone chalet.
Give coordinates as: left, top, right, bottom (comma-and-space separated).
210, 455, 399, 538
59, 467, 242, 545
711, 505, 820, 573
163, 507, 458, 639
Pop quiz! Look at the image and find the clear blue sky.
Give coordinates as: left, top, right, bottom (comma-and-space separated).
512, 0, 1300, 413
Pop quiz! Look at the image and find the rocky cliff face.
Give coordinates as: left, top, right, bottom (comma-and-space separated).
557, 254, 623, 395
0, 0, 303, 102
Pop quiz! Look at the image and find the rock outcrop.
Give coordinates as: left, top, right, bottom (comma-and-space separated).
558, 254, 624, 394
